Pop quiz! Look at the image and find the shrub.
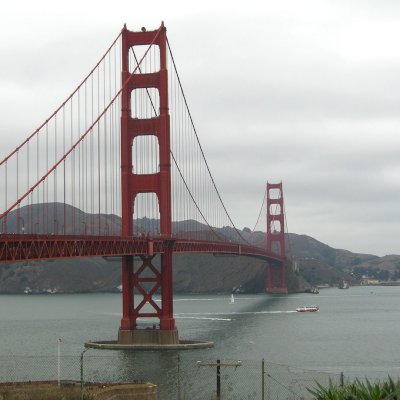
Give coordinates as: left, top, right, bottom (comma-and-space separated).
307, 376, 400, 400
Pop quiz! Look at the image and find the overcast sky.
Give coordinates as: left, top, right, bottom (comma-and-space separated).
1, 0, 400, 256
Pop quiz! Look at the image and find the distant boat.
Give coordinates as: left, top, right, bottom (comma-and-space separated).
296, 306, 319, 313
230, 294, 235, 304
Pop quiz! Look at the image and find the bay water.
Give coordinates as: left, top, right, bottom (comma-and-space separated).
1, 285, 400, 398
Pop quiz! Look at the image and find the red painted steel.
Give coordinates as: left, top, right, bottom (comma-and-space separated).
120, 23, 175, 332
0, 234, 284, 263
266, 182, 287, 292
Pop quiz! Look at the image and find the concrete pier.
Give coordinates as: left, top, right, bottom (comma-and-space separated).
85, 339, 214, 350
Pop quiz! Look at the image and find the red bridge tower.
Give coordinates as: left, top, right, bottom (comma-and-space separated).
266, 182, 288, 294
119, 24, 178, 344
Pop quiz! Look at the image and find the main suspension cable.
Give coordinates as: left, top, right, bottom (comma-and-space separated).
0, 31, 123, 167
166, 37, 247, 244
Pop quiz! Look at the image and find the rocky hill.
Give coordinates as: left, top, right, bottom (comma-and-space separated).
286, 233, 400, 284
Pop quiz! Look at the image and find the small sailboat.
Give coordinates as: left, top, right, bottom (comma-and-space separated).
230, 294, 235, 304
338, 280, 349, 289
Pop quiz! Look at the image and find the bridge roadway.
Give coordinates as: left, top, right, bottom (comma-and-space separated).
0, 234, 284, 264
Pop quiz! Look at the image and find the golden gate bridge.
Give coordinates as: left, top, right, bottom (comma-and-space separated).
0, 23, 289, 346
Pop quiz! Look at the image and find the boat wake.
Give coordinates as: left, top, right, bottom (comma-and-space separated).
176, 311, 296, 317
171, 298, 222, 302
171, 297, 265, 302
175, 316, 232, 321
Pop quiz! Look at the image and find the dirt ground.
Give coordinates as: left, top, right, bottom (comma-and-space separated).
0, 380, 157, 400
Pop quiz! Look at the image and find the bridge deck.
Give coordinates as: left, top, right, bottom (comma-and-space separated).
0, 234, 283, 264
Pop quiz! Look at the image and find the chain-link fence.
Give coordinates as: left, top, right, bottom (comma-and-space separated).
0, 353, 366, 399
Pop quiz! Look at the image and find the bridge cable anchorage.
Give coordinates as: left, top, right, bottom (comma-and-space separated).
0, 26, 163, 226
166, 38, 248, 244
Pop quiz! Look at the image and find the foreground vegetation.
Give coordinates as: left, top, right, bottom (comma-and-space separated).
308, 377, 400, 399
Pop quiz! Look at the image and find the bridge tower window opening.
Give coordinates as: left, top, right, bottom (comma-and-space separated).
268, 187, 281, 200
129, 45, 160, 74
133, 193, 160, 237
269, 204, 281, 215
132, 135, 160, 175
270, 220, 282, 234
131, 88, 160, 119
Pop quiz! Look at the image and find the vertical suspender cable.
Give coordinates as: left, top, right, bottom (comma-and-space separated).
54, 115, 57, 234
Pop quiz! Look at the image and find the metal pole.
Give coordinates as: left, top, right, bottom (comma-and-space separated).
196, 360, 241, 398
80, 348, 89, 400
177, 353, 181, 400
216, 359, 221, 399
57, 342, 60, 387
57, 339, 61, 387
262, 358, 265, 400
340, 371, 344, 388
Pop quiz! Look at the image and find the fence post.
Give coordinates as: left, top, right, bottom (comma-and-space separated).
57, 338, 62, 387
177, 353, 181, 400
262, 358, 265, 400
340, 371, 344, 388
80, 348, 89, 400
217, 359, 221, 399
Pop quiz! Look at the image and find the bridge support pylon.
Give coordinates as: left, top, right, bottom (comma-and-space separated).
118, 23, 178, 345
266, 182, 288, 294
